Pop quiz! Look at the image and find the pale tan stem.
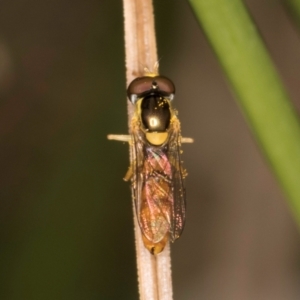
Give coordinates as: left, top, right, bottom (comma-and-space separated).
123, 0, 158, 121
122, 0, 173, 299
156, 243, 173, 300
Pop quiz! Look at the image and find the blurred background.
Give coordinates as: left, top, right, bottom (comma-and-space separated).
0, 0, 300, 299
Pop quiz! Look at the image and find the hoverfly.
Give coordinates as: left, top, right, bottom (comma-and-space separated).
108, 71, 193, 255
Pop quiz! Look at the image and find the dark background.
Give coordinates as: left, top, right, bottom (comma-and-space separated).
0, 0, 300, 299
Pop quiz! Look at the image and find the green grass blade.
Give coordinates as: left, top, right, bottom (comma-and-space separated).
189, 0, 300, 224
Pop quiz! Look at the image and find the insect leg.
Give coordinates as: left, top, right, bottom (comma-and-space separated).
107, 134, 131, 142
181, 137, 194, 143
123, 165, 133, 181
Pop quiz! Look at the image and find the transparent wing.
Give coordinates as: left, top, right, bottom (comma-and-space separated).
129, 116, 145, 221
166, 116, 186, 242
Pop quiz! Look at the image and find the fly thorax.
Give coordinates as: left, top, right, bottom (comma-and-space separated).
141, 95, 170, 146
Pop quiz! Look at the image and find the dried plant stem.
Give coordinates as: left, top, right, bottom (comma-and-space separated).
122, 0, 173, 299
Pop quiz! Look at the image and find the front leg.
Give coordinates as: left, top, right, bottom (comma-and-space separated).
123, 165, 133, 181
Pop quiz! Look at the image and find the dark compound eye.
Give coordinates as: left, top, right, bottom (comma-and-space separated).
127, 76, 175, 103
127, 77, 153, 101
154, 76, 175, 95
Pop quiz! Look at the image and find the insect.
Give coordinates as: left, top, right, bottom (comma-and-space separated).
108, 71, 193, 254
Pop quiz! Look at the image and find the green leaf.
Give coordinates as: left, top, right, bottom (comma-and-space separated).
189, 0, 300, 224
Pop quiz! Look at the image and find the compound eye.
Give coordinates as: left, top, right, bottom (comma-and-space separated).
127, 75, 176, 103
154, 76, 175, 95
127, 77, 153, 102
